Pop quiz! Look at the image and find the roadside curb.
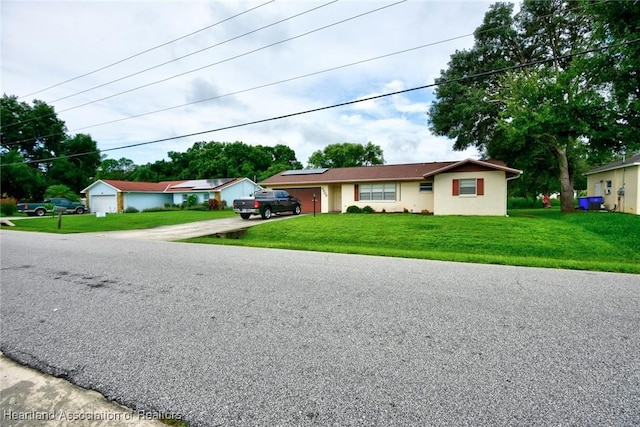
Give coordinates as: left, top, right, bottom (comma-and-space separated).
0, 352, 166, 427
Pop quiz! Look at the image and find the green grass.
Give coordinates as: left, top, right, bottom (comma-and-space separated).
6, 208, 639, 273
8, 210, 235, 233
185, 209, 640, 274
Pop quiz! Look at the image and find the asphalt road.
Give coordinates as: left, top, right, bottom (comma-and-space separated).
1, 230, 638, 426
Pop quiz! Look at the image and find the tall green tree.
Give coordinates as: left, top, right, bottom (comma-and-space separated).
1, 95, 102, 199
96, 157, 136, 180
429, 0, 637, 212
581, 0, 640, 153
308, 142, 384, 168
0, 95, 67, 167
48, 133, 101, 192
0, 150, 45, 200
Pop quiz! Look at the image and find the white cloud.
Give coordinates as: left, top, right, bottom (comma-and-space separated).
1, 0, 498, 169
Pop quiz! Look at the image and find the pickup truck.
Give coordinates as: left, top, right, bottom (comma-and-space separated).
16, 198, 86, 216
233, 190, 302, 220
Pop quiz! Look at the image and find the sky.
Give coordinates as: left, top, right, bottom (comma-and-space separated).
1, 0, 503, 169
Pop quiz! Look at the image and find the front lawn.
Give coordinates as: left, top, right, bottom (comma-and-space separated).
186, 209, 640, 274
7, 210, 236, 233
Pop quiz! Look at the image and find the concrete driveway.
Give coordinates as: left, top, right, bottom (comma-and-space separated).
84, 214, 299, 241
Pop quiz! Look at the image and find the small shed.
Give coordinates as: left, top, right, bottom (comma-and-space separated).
584, 154, 640, 215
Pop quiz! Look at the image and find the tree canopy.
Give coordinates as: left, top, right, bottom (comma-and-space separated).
122, 141, 303, 183
308, 142, 384, 168
0, 95, 101, 200
428, 0, 640, 211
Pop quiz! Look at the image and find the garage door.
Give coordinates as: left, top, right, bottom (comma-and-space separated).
281, 188, 321, 214
91, 195, 117, 213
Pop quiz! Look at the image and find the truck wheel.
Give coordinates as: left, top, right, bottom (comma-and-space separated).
240, 213, 251, 219
75, 207, 85, 214
261, 206, 272, 220
35, 208, 46, 217
293, 205, 301, 215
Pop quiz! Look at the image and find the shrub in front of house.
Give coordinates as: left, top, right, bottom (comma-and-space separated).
508, 197, 539, 209
346, 205, 362, 213
187, 204, 208, 211
362, 205, 375, 214
124, 206, 139, 213
143, 206, 181, 212
1, 198, 17, 216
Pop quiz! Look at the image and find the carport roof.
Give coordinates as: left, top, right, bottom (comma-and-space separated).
260, 159, 520, 185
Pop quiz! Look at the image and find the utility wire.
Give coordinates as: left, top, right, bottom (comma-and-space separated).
0, 0, 609, 146
47, 1, 338, 104
18, 0, 276, 99
3, 37, 636, 168
3, 32, 469, 146
1, 0, 406, 132
49, 33, 477, 138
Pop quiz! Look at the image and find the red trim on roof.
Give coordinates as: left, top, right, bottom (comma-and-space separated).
422, 159, 521, 178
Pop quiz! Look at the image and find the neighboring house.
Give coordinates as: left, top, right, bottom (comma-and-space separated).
584, 153, 640, 215
81, 178, 261, 213
260, 158, 522, 216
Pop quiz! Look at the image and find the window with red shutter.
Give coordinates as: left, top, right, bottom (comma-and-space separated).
477, 178, 484, 195
354, 184, 359, 201
452, 179, 460, 196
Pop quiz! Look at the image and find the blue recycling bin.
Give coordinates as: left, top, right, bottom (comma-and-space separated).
578, 196, 603, 210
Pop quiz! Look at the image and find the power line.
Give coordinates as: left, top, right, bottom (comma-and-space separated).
2, 30, 475, 148
2, 30, 472, 147
47, 1, 339, 104
4, 38, 637, 168
18, 0, 276, 99
0, 0, 610, 147
52, 0, 406, 113
69, 33, 475, 133
3, 0, 405, 132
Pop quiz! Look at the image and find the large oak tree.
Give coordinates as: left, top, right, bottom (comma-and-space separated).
428, 0, 640, 212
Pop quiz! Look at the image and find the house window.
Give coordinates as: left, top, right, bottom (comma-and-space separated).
452, 178, 484, 196
359, 183, 396, 201
459, 179, 477, 195
606, 180, 612, 195
419, 182, 433, 192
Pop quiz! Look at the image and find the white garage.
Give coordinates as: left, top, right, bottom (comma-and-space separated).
91, 195, 117, 213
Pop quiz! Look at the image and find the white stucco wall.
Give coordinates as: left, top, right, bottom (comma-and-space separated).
587, 166, 639, 214
124, 193, 173, 211
221, 180, 262, 207
340, 181, 435, 213
86, 182, 117, 197
434, 171, 508, 216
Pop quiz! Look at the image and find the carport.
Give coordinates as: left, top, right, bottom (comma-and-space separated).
280, 188, 321, 214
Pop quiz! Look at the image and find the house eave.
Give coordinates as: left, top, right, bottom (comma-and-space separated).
584, 161, 640, 175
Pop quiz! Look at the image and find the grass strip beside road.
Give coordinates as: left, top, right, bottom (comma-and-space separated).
8, 210, 236, 233
185, 210, 640, 274
6, 208, 638, 273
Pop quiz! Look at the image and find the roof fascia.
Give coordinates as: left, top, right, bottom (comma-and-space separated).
422, 158, 521, 178
81, 179, 121, 193
584, 161, 640, 175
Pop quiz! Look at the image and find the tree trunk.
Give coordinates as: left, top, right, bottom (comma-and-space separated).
556, 147, 575, 213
